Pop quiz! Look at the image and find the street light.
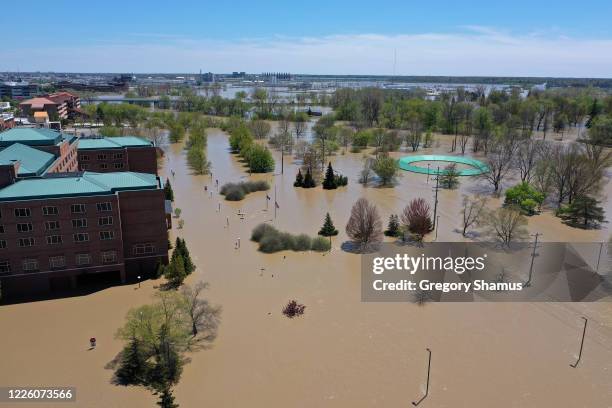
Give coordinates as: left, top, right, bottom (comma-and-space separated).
137, 275, 141, 289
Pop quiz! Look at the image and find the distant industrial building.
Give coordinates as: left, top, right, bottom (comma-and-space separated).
19, 91, 82, 121
0, 81, 38, 99
77, 136, 158, 174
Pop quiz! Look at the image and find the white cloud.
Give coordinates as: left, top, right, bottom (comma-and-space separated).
4, 28, 612, 77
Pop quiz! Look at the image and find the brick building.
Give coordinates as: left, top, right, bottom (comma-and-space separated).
19, 91, 81, 121
77, 136, 158, 174
0, 172, 169, 298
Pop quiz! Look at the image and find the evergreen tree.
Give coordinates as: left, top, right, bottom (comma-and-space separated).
559, 195, 605, 228
585, 99, 601, 129
318, 213, 339, 237
384, 214, 401, 237
164, 179, 174, 202
164, 253, 186, 287
148, 324, 183, 390
157, 387, 179, 408
115, 336, 148, 385
174, 238, 195, 275
322, 162, 337, 189
303, 167, 316, 188
293, 169, 304, 187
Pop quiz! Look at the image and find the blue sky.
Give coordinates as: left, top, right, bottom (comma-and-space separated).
4, 0, 612, 76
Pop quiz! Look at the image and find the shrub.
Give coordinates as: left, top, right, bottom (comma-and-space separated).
243, 144, 274, 173
282, 300, 306, 318
250, 223, 330, 253
251, 223, 278, 242
311, 236, 331, 252
220, 180, 270, 201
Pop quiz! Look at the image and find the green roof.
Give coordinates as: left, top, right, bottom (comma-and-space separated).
77, 136, 153, 150
0, 172, 159, 202
0, 143, 56, 176
0, 128, 73, 147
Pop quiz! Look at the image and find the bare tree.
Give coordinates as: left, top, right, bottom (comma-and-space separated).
516, 139, 543, 182
401, 198, 432, 241
482, 206, 528, 246
248, 119, 271, 140
359, 157, 375, 185
345, 198, 383, 250
179, 282, 222, 348
481, 130, 519, 192
460, 195, 488, 237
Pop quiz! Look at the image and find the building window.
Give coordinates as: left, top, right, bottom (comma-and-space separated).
0, 240, 6, 249
0, 260, 10, 273
73, 233, 89, 243
71, 218, 88, 228
45, 220, 60, 231
101, 251, 117, 264
97, 154, 107, 160
133, 243, 156, 255
76, 253, 91, 266
81, 164, 89, 170
16, 223, 33, 233
71, 204, 86, 214
18, 237, 35, 247
97, 202, 112, 212
98, 216, 113, 226
46, 235, 63, 245
99, 230, 115, 240
22, 258, 39, 271
81, 155, 90, 161
114, 163, 124, 169
114, 153, 124, 160
42, 206, 59, 216
0, 225, 4, 233
100, 163, 108, 170
49, 256, 66, 269
14, 208, 31, 217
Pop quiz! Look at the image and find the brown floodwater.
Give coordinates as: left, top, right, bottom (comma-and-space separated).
0, 128, 611, 408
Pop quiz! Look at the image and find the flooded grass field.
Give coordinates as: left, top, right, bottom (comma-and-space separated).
0, 127, 611, 407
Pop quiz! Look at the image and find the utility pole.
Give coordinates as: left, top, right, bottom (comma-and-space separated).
570, 317, 588, 368
274, 184, 277, 220
525, 232, 541, 287
432, 167, 440, 230
434, 215, 440, 241
412, 348, 432, 406
595, 241, 603, 273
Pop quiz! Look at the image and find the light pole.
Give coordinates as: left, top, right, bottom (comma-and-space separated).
525, 232, 541, 287
427, 163, 431, 184
570, 317, 588, 368
432, 167, 440, 230
412, 348, 432, 406
137, 275, 141, 289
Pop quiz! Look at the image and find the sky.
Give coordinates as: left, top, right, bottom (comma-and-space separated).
4, 0, 612, 77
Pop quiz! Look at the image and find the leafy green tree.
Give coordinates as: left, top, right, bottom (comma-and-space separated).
164, 179, 174, 202
439, 163, 460, 189
504, 182, 545, 215
187, 143, 211, 175
243, 144, 274, 173
588, 116, 612, 146
559, 195, 605, 228
174, 238, 195, 275
322, 162, 337, 189
318, 213, 339, 237
384, 214, 401, 237
372, 155, 399, 186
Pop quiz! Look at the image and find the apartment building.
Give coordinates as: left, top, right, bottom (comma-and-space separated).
19, 91, 81, 120
0, 172, 169, 298
77, 136, 158, 174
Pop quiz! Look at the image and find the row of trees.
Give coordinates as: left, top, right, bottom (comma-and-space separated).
226, 119, 275, 173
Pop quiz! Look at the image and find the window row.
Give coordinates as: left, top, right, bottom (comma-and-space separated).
81, 163, 124, 170
0, 217, 114, 233
5, 202, 113, 218
0, 231, 116, 248
80, 153, 124, 161
0, 251, 118, 273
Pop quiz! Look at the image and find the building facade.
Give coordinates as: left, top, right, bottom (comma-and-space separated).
0, 81, 38, 99
77, 136, 158, 174
0, 172, 169, 298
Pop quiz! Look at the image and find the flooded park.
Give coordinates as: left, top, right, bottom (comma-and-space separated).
0, 125, 611, 408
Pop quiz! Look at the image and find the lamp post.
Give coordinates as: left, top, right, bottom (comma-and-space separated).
412, 348, 432, 406
570, 317, 588, 368
137, 275, 141, 289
